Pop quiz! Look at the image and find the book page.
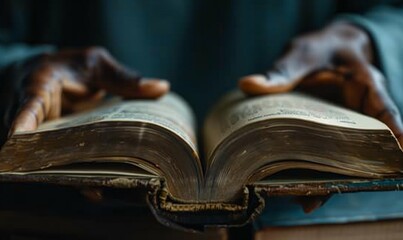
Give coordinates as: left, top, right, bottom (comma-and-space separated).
33, 93, 198, 152
2, 161, 159, 178
204, 91, 389, 158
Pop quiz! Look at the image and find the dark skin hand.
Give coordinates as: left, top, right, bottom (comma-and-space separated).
239, 23, 403, 212
6, 47, 169, 203
240, 23, 403, 147
10, 47, 169, 134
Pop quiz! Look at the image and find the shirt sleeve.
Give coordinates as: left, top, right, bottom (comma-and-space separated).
338, 5, 403, 114
0, 43, 54, 69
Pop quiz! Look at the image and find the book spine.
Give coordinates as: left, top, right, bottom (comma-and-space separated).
146, 182, 265, 231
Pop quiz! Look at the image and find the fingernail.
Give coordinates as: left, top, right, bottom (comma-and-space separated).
241, 74, 268, 85
138, 78, 170, 98
140, 78, 170, 92
140, 78, 169, 88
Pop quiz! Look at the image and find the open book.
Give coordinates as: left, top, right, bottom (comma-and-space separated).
0, 92, 403, 226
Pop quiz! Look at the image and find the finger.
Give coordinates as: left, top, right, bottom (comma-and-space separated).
10, 66, 62, 133
239, 40, 329, 95
80, 188, 104, 203
239, 70, 306, 96
98, 70, 169, 99
62, 72, 93, 97
87, 48, 170, 98
239, 69, 316, 96
239, 69, 314, 95
133, 78, 170, 99
63, 90, 106, 113
342, 59, 403, 146
300, 69, 345, 87
294, 195, 332, 213
48, 82, 62, 120
363, 72, 403, 146
239, 74, 295, 95
365, 86, 403, 147
11, 96, 46, 133
293, 70, 346, 104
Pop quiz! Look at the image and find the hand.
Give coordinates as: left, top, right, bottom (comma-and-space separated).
239, 23, 403, 146
10, 47, 169, 133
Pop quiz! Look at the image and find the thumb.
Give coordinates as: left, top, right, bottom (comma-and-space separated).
133, 78, 170, 99
239, 40, 328, 95
97, 74, 170, 99
85, 48, 170, 99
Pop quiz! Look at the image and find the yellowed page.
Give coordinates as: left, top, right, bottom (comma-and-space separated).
204, 91, 389, 158
2, 160, 158, 178
30, 93, 198, 153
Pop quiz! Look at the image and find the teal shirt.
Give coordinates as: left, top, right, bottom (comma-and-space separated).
1, 0, 402, 118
